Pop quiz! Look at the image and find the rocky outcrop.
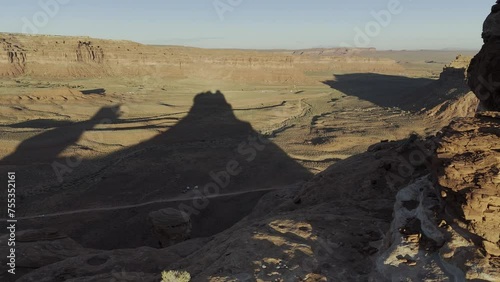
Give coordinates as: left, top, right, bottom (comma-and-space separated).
16, 248, 168, 282
467, 1, 500, 112
376, 4, 500, 280
76, 41, 104, 63
0, 37, 27, 76
425, 92, 478, 123
467, 43, 500, 112
400, 55, 473, 115
0, 229, 97, 281
15, 238, 209, 282
482, 1, 500, 43
437, 112, 500, 257
375, 111, 500, 281
148, 208, 192, 248
376, 177, 454, 281
439, 55, 471, 83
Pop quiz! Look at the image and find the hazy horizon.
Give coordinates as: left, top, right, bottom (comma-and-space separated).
0, 1, 492, 51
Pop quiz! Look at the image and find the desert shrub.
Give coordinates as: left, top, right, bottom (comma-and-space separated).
161, 270, 191, 282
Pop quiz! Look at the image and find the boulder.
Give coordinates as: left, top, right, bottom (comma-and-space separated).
148, 208, 192, 248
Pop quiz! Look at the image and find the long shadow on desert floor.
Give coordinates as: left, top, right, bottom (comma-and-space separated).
0, 90, 313, 250
323, 73, 434, 111
0, 106, 121, 165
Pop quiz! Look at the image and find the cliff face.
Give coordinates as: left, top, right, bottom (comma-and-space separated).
468, 1, 500, 112
400, 55, 476, 120
422, 55, 478, 123
0, 37, 27, 76
439, 54, 471, 83
437, 113, 500, 257
0, 33, 403, 84
375, 113, 500, 281
468, 42, 500, 112
375, 3, 500, 281
75, 41, 104, 64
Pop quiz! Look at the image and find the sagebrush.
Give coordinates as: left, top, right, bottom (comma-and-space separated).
161, 270, 191, 282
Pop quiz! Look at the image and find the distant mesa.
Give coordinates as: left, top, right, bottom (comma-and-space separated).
0, 32, 396, 83
291, 47, 376, 56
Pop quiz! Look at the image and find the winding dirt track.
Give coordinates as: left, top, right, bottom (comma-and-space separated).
3, 186, 292, 221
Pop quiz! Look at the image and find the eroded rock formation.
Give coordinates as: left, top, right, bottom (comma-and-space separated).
76, 41, 104, 63
0, 37, 27, 76
376, 3, 500, 280
467, 1, 500, 112
437, 113, 500, 257
149, 208, 192, 248
376, 111, 500, 281
0, 229, 97, 281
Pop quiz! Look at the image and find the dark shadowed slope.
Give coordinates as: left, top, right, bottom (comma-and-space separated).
0, 106, 121, 165
323, 73, 434, 111
0, 91, 313, 249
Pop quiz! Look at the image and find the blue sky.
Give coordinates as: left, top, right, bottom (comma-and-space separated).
0, 0, 493, 50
